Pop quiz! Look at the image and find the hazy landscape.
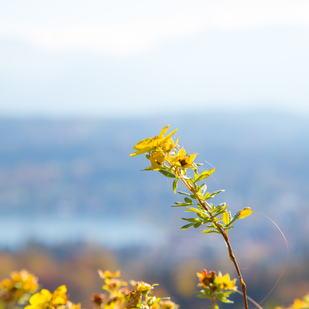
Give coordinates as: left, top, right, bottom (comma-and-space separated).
0, 111, 308, 308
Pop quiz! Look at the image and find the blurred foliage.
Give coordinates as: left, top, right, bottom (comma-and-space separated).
0, 244, 309, 308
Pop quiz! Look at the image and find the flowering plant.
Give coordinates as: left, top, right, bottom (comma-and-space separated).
131, 125, 253, 309
91, 270, 178, 309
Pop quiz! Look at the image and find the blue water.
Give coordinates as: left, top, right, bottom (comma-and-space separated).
0, 215, 164, 249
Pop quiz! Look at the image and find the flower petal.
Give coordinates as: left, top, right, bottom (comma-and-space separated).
238, 207, 253, 219
158, 125, 170, 138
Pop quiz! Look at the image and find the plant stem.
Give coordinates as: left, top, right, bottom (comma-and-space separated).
216, 224, 249, 309
177, 169, 249, 309
211, 297, 217, 309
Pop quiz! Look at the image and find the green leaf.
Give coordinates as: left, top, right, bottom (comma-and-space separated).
196, 192, 206, 200
199, 183, 207, 196
212, 208, 228, 218
217, 202, 227, 208
142, 167, 154, 171
186, 178, 195, 185
184, 197, 193, 204
197, 212, 206, 219
178, 191, 191, 197
209, 189, 225, 198
173, 178, 178, 193
198, 204, 206, 212
186, 207, 208, 219
182, 217, 201, 223
190, 194, 199, 200
194, 222, 202, 228
195, 168, 216, 182
202, 229, 220, 234
172, 202, 191, 207
203, 192, 211, 200
202, 217, 212, 224
181, 223, 194, 230
186, 207, 203, 214
158, 169, 176, 178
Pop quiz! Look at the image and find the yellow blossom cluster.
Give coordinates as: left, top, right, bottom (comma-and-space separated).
0, 270, 38, 305
197, 269, 237, 293
25, 285, 80, 309
130, 125, 196, 171
196, 269, 237, 306
92, 270, 178, 309
275, 294, 309, 309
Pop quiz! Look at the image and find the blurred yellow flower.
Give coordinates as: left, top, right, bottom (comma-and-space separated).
160, 299, 179, 309
0, 270, 39, 304
276, 295, 309, 309
98, 270, 120, 279
69, 303, 81, 309
0, 278, 13, 290
25, 285, 79, 309
25, 289, 52, 309
216, 271, 237, 291
197, 269, 237, 293
132, 281, 152, 295
130, 125, 177, 157
51, 285, 67, 306
196, 269, 215, 288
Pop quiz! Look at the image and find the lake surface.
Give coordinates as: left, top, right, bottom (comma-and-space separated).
0, 215, 165, 249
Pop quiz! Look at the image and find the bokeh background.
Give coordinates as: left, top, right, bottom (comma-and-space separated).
0, 1, 309, 308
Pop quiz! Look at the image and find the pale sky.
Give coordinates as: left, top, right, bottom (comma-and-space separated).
0, 0, 309, 118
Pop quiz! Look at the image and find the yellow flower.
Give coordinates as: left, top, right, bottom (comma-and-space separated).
216, 271, 237, 291
237, 207, 253, 219
149, 152, 166, 170
0, 278, 13, 290
132, 281, 152, 295
25, 289, 52, 309
196, 269, 216, 288
168, 147, 197, 169
130, 125, 177, 157
292, 298, 307, 308
25, 286, 73, 309
21, 271, 39, 293
98, 270, 121, 279
51, 285, 67, 306
0, 270, 39, 303
69, 302, 81, 309
160, 299, 179, 309
24, 285, 80, 309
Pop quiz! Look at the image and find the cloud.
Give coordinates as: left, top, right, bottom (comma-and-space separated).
0, 1, 309, 56
0, 17, 202, 56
